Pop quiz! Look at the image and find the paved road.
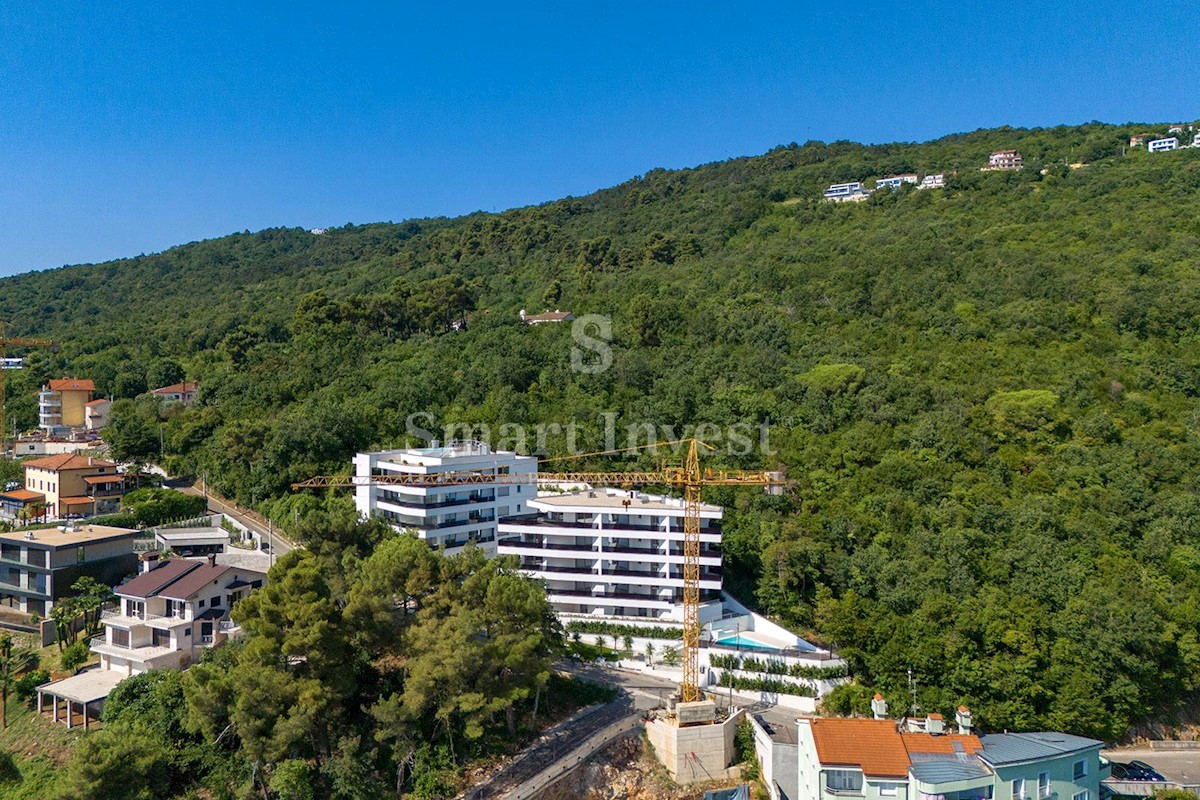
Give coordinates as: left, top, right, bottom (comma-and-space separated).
170, 479, 295, 552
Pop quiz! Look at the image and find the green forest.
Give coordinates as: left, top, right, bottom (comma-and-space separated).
3, 121, 1200, 742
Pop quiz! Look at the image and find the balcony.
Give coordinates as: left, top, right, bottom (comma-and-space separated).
89, 634, 178, 664
377, 491, 496, 510
501, 514, 722, 536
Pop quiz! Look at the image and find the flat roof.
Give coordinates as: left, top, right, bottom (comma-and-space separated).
532, 487, 722, 514
38, 668, 125, 704
979, 732, 1103, 766
0, 524, 138, 548
156, 529, 229, 543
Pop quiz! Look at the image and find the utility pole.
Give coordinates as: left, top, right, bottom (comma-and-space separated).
908, 667, 919, 717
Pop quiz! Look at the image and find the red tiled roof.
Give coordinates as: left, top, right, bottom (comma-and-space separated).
151, 382, 197, 395
85, 399, 110, 407
47, 378, 95, 392
808, 718, 911, 778
0, 489, 44, 502
524, 310, 574, 323
24, 453, 117, 471
117, 560, 202, 599
59, 496, 96, 506
902, 732, 983, 755
157, 563, 231, 601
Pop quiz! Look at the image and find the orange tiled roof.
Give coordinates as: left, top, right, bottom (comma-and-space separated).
47, 378, 95, 392
24, 453, 117, 471
85, 399, 110, 407
808, 718, 911, 778
0, 489, 44, 502
59, 496, 96, 506
151, 381, 197, 395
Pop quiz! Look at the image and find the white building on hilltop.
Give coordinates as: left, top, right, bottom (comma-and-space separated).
918, 173, 945, 189
354, 441, 537, 554
1148, 137, 1179, 153
497, 487, 724, 621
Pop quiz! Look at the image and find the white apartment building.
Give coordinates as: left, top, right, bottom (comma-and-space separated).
1148, 137, 1179, 153
918, 173, 945, 189
497, 487, 724, 621
354, 441, 537, 554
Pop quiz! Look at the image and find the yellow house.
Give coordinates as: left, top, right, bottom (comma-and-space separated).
39, 378, 95, 432
23, 453, 126, 518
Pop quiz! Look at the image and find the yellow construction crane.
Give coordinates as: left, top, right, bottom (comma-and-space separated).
293, 438, 784, 703
0, 321, 59, 456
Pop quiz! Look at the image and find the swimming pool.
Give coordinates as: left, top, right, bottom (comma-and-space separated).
715, 633, 785, 652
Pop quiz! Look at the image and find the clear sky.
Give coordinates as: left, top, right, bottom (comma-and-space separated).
0, 1, 1195, 276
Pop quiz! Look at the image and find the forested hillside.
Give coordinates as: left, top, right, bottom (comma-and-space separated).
4, 121, 1200, 739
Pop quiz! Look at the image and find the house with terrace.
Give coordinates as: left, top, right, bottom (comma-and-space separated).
89, 552, 266, 676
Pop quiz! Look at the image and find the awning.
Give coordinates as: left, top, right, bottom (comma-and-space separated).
38, 669, 125, 704
59, 497, 96, 507
82, 475, 124, 485
0, 490, 44, 503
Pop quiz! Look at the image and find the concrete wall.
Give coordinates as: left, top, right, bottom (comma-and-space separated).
645, 709, 743, 785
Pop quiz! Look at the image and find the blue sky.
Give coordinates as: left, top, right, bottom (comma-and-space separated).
0, 1, 1195, 276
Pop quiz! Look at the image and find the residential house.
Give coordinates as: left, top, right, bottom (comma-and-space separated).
0, 523, 139, 615
824, 182, 868, 202
1168, 125, 1184, 134
520, 309, 575, 325
39, 378, 95, 433
37, 552, 266, 728
88, 553, 266, 676
1193, 132, 1200, 148
876, 175, 918, 190
783, 709, 1104, 800
23, 453, 128, 519
498, 487, 724, 621
354, 440, 537, 554
151, 381, 198, 406
0, 488, 46, 523
1148, 137, 1178, 153
918, 174, 945, 189
84, 399, 111, 431
984, 150, 1023, 170
1129, 135, 1147, 148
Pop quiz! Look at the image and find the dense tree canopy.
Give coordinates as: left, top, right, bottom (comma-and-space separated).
2, 122, 1199, 739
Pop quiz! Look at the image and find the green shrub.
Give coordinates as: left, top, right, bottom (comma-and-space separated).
15, 669, 50, 703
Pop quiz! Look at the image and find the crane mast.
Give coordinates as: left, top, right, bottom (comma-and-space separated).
294, 438, 783, 703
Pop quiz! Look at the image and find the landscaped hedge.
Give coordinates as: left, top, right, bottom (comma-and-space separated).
565, 620, 683, 641
715, 672, 817, 697
709, 653, 849, 681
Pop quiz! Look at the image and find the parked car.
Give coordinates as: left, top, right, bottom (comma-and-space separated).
1109, 763, 1130, 780
1128, 761, 1167, 782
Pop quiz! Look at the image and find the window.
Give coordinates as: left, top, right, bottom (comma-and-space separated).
111, 628, 130, 648
826, 770, 863, 793
1072, 792, 1087, 800
878, 784, 900, 797
199, 599, 205, 608
76, 546, 85, 564
1012, 779, 1026, 800
1039, 772, 1050, 798
1073, 761, 1087, 780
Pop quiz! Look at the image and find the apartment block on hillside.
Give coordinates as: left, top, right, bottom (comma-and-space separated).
354, 441, 537, 554
0, 523, 139, 615
39, 378, 95, 433
498, 487, 724, 621
876, 174, 918, 190
824, 182, 868, 202
1148, 137, 1179, 153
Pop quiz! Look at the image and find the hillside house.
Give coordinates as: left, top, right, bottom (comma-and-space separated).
1148, 137, 1178, 153
23, 453, 128, 519
876, 175, 918, 190
984, 150, 1023, 170
824, 182, 868, 202
520, 309, 575, 325
84, 399, 111, 431
151, 381, 198, 406
918, 174, 945, 189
